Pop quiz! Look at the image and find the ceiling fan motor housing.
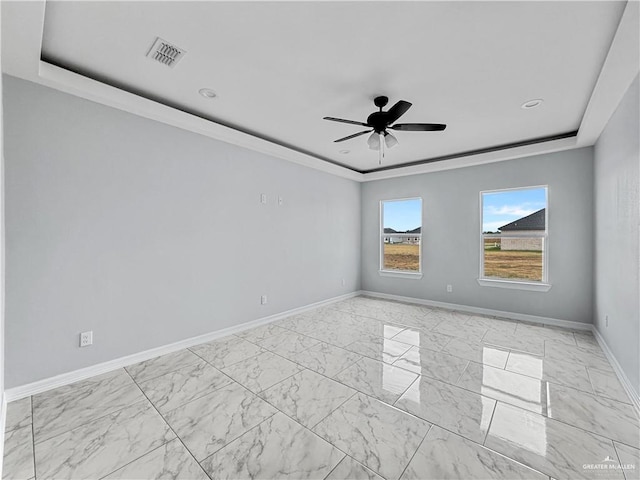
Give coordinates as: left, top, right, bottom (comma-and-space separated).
367, 111, 390, 133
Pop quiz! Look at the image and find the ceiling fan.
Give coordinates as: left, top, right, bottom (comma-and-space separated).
323, 96, 446, 164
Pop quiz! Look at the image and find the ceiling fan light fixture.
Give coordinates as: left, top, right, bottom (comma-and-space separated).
367, 132, 381, 150
384, 132, 398, 148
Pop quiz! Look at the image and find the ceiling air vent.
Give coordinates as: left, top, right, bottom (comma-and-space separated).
146, 37, 185, 68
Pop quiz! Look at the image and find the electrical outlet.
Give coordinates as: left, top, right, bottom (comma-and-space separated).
261, 295, 268, 305
606, 315, 609, 327
446, 284, 453, 293
341, 278, 346, 287
278, 196, 284, 206
260, 193, 267, 204
80, 331, 93, 347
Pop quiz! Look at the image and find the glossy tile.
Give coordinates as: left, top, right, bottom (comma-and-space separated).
325, 456, 384, 480
333, 315, 392, 338
401, 425, 547, 480
588, 367, 632, 404
506, 351, 593, 392
442, 337, 510, 368
125, 349, 201, 383
3, 425, 34, 480
574, 331, 601, 350
544, 341, 613, 372
103, 439, 208, 479
430, 309, 470, 323
222, 351, 303, 393
32, 368, 124, 404
291, 342, 362, 377
275, 313, 326, 332
395, 376, 496, 443
515, 323, 577, 345
345, 337, 412, 364
433, 320, 488, 341
257, 330, 321, 357
465, 315, 518, 334
293, 323, 368, 349
393, 346, 469, 384
34, 401, 174, 479
236, 323, 290, 344
329, 303, 390, 322
5, 397, 32, 433
260, 369, 356, 429
33, 368, 145, 443
164, 382, 276, 461
614, 442, 640, 479
387, 311, 440, 330
546, 383, 639, 446
137, 360, 232, 413
334, 357, 418, 405
314, 393, 430, 480
189, 335, 264, 369
381, 324, 406, 339
201, 412, 343, 480
483, 330, 545, 356
390, 328, 453, 351
457, 362, 547, 414
485, 402, 624, 479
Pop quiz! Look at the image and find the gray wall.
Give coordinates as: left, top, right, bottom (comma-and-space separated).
594, 74, 639, 395
3, 76, 361, 388
0, 14, 5, 410
361, 148, 594, 323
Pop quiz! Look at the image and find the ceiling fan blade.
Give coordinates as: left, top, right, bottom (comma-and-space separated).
334, 129, 373, 143
390, 123, 447, 131
386, 100, 412, 124
323, 116, 369, 127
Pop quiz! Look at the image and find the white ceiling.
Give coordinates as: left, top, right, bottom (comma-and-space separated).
36, 1, 627, 173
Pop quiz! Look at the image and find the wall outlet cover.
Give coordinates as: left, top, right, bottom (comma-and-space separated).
80, 331, 93, 347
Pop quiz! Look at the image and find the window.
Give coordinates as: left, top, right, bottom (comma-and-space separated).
480, 186, 548, 288
380, 198, 422, 275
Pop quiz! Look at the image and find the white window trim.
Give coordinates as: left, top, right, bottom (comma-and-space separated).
379, 197, 422, 278
379, 270, 424, 279
477, 278, 552, 291
478, 186, 550, 291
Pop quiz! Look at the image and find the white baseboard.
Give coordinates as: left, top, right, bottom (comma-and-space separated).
4, 291, 359, 402
361, 290, 592, 331
592, 327, 640, 415
0, 392, 6, 480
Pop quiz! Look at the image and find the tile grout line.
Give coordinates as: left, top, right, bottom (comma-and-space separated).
308, 391, 359, 432
120, 368, 214, 480
396, 424, 433, 480
126, 353, 202, 386
481, 400, 498, 446
320, 454, 348, 480
31, 376, 148, 447
612, 441, 631, 480
96, 439, 180, 480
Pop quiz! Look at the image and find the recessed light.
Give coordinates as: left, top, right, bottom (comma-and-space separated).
199, 88, 217, 99
521, 99, 543, 109
339, 149, 350, 154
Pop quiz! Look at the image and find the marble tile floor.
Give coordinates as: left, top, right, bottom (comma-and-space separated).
3, 296, 639, 479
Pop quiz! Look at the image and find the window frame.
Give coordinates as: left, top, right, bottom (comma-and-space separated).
379, 197, 423, 279
478, 186, 551, 291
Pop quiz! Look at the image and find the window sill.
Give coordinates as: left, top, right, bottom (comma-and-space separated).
477, 278, 551, 292
379, 270, 423, 280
